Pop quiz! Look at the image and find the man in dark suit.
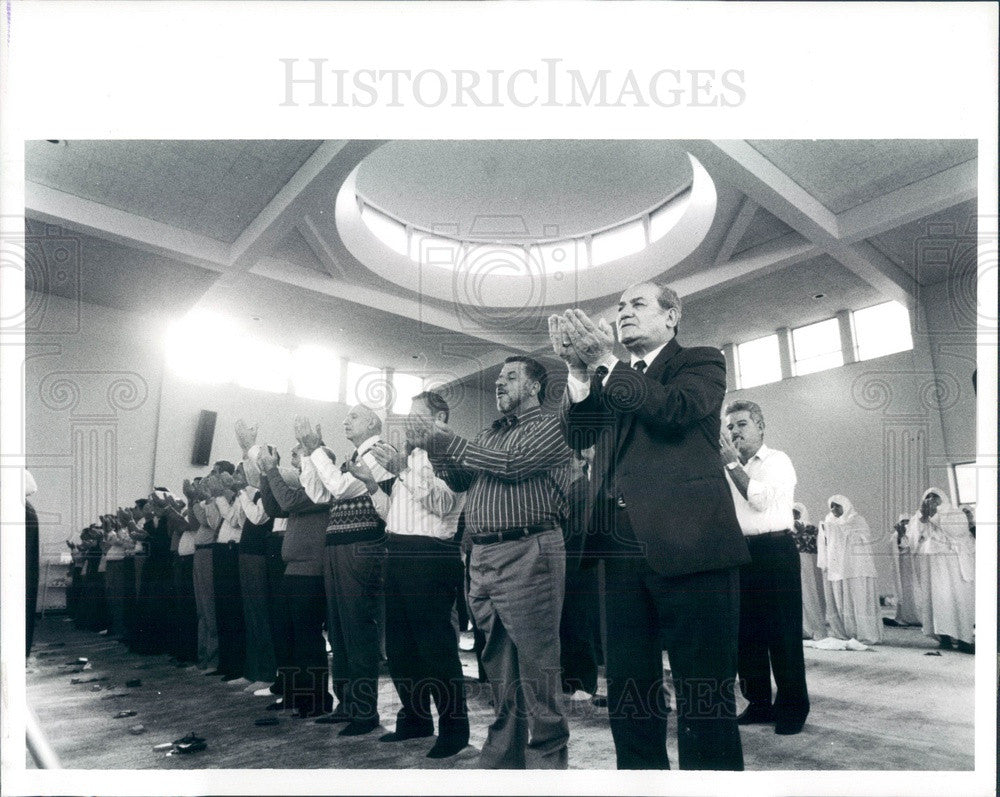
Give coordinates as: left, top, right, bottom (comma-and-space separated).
551, 281, 749, 770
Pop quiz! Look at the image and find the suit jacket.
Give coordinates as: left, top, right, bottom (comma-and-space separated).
564, 337, 749, 578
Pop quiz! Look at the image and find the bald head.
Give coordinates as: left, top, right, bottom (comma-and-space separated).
343, 403, 383, 446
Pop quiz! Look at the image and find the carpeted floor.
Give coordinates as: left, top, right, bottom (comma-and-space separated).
25, 615, 974, 770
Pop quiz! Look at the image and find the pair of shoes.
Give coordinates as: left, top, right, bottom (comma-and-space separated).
737, 706, 775, 725
427, 733, 470, 759
379, 726, 434, 743
339, 718, 380, 737
774, 720, 806, 735
314, 710, 351, 725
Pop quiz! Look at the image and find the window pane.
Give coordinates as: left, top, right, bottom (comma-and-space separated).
736, 335, 782, 388
792, 318, 843, 376
591, 220, 646, 266
236, 342, 290, 394
391, 372, 425, 414
853, 300, 913, 361
292, 345, 341, 402
953, 462, 977, 505
345, 361, 386, 407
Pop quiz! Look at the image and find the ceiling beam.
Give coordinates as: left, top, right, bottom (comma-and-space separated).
227, 140, 382, 273
25, 181, 230, 272
836, 158, 978, 244
683, 140, 916, 305
713, 195, 759, 266
252, 255, 532, 353
298, 216, 348, 280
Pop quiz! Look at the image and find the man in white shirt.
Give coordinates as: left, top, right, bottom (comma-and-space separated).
366, 390, 469, 759
296, 406, 395, 737
722, 399, 809, 735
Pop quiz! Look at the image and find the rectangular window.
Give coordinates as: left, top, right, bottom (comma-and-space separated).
591, 220, 646, 266
291, 345, 341, 402
953, 461, 977, 505
792, 318, 844, 376
736, 334, 782, 389
391, 371, 425, 415
852, 300, 914, 361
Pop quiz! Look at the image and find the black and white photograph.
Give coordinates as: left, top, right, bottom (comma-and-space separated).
1, 4, 996, 797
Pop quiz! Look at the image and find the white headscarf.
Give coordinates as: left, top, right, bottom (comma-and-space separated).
819, 494, 876, 580
910, 487, 974, 581
25, 470, 38, 498
792, 501, 812, 527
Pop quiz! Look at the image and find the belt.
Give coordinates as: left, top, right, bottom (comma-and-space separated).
471, 523, 557, 546
745, 529, 791, 540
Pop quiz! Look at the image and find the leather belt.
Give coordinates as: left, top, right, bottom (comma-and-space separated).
471, 524, 557, 546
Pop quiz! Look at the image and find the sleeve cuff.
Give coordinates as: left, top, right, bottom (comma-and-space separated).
565, 371, 591, 404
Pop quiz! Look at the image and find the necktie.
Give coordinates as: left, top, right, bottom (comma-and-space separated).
633, 360, 647, 373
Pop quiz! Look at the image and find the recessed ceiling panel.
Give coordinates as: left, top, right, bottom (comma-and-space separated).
355, 140, 693, 240
26, 140, 323, 243
747, 140, 976, 214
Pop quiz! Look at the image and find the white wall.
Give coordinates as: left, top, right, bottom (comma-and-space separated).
26, 291, 165, 560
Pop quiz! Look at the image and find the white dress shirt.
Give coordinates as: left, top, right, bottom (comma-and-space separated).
300, 434, 392, 518
725, 443, 796, 535
239, 485, 269, 526
215, 495, 244, 544
380, 447, 466, 540
565, 342, 668, 403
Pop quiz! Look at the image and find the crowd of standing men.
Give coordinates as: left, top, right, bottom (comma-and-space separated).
55, 278, 974, 770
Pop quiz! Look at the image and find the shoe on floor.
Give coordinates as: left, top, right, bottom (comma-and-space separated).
379, 726, 434, 742
244, 681, 272, 694
254, 687, 275, 697
774, 719, 806, 735
737, 705, 775, 725
222, 676, 249, 685
956, 641, 975, 654
338, 718, 380, 737
565, 689, 593, 702
427, 733, 470, 759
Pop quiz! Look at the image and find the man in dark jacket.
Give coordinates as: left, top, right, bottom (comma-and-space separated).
553, 281, 749, 771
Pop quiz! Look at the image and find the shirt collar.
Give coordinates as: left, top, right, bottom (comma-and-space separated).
492, 404, 542, 430
630, 341, 668, 369
746, 443, 772, 464
356, 435, 382, 456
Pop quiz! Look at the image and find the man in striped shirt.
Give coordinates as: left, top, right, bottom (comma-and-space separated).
410, 355, 573, 769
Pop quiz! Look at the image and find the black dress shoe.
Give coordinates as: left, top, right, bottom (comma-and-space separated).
774, 720, 805, 735
427, 733, 470, 759
379, 726, 434, 743
737, 706, 775, 725
338, 718, 380, 737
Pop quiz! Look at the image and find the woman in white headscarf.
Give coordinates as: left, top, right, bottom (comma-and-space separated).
792, 502, 826, 640
818, 495, 883, 644
906, 487, 975, 652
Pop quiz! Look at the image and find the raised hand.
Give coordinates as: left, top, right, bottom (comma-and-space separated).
294, 416, 323, 455
257, 446, 278, 472
370, 442, 407, 475
235, 419, 259, 453
345, 456, 377, 490
548, 314, 587, 374
205, 474, 224, 498
563, 308, 615, 367
182, 478, 195, 500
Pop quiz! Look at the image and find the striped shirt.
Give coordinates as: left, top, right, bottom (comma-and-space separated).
434, 405, 571, 534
